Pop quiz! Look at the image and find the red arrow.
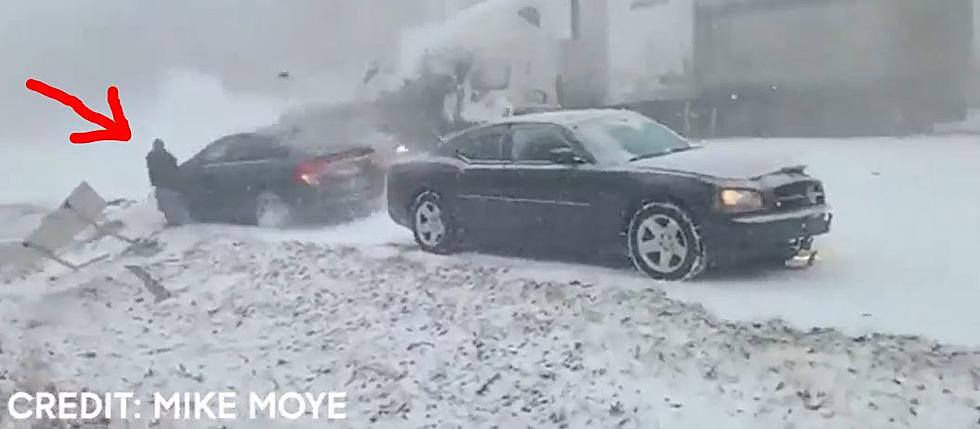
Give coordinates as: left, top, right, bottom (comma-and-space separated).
25, 78, 131, 144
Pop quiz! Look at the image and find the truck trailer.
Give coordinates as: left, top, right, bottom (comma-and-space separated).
368, 0, 974, 138
611, 0, 975, 136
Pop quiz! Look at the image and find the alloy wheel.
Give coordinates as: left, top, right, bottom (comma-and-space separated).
636, 214, 689, 273
414, 200, 446, 247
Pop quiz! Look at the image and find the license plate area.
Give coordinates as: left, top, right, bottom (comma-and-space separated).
327, 163, 362, 178
800, 213, 833, 235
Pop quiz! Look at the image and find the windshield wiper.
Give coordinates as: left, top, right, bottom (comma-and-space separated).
629, 146, 694, 162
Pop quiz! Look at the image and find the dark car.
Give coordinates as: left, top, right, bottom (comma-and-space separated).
386, 109, 832, 280
176, 132, 385, 227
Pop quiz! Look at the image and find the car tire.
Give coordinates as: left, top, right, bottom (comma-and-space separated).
411, 191, 458, 254
627, 202, 706, 281
254, 192, 293, 228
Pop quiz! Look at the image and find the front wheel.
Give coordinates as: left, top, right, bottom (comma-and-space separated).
411, 191, 459, 254
627, 202, 706, 281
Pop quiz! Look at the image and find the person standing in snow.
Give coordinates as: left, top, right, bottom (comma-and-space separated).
146, 138, 190, 225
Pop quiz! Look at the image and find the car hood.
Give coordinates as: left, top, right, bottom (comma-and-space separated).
630, 144, 803, 180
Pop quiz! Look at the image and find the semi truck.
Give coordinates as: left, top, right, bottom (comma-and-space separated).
368, 0, 974, 138
364, 0, 572, 137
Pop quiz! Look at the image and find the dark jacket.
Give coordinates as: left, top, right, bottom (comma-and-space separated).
146, 148, 181, 189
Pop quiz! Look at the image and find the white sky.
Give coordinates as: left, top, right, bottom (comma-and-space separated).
0, 0, 975, 204
0, 0, 449, 204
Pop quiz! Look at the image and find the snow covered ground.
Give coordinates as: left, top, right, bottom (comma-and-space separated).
671, 136, 980, 346
1, 135, 979, 427
2, 207, 980, 428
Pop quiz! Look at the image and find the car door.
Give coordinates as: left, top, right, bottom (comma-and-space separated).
506, 123, 596, 243
450, 125, 518, 237
206, 135, 290, 223
180, 140, 234, 221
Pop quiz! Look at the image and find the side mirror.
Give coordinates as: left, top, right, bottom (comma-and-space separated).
549, 147, 584, 165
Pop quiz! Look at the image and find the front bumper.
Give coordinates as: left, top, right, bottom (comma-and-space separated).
702, 204, 833, 267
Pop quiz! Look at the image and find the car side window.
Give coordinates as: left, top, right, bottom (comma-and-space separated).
455, 129, 506, 162
201, 141, 231, 163
228, 136, 285, 162
510, 124, 573, 163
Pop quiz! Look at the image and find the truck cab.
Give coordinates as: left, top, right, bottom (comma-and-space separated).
366, 0, 573, 131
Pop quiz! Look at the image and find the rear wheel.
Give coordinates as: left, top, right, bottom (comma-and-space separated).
255, 192, 293, 228
627, 202, 705, 281
411, 191, 458, 254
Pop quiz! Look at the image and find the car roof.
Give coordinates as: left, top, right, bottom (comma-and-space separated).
486, 108, 638, 127
439, 109, 654, 143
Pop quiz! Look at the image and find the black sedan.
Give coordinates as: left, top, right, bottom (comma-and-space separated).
175, 132, 386, 227
386, 109, 832, 280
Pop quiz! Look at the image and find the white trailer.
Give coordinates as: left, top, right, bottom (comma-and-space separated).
371, 0, 972, 138
582, 0, 973, 136
603, 0, 698, 105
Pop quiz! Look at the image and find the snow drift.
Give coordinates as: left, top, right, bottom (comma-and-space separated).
1, 204, 979, 428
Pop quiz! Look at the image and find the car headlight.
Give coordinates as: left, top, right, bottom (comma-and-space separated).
717, 189, 765, 213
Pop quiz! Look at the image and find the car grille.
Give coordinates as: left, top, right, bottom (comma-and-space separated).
773, 181, 825, 211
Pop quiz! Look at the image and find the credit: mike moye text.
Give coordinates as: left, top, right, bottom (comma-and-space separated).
7, 391, 347, 421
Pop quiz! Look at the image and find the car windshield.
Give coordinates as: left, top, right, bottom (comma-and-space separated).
573, 113, 693, 164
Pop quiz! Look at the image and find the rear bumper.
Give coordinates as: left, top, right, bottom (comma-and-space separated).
702, 205, 833, 267
289, 178, 384, 223
385, 181, 413, 228
388, 201, 411, 229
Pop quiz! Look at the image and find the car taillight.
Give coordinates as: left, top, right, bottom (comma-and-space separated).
294, 149, 375, 185
293, 159, 329, 186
